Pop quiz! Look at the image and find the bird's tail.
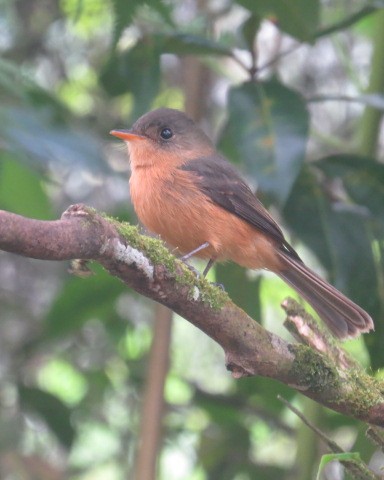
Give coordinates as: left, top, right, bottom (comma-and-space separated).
277, 253, 374, 339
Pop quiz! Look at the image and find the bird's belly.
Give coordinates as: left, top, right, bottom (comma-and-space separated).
129, 168, 282, 270
130, 168, 214, 256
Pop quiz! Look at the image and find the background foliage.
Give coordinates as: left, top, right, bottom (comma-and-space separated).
0, 0, 384, 479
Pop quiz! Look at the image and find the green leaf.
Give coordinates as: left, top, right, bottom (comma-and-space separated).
19, 386, 75, 449
101, 33, 231, 107
284, 167, 383, 365
284, 166, 380, 295
0, 155, 52, 219
315, 452, 376, 480
41, 268, 127, 342
240, 14, 262, 52
216, 263, 261, 321
327, 210, 379, 313
312, 155, 384, 367
314, 154, 384, 216
157, 32, 233, 57
0, 106, 107, 172
100, 41, 161, 117
236, 0, 320, 42
110, 0, 142, 46
315, 5, 381, 39
0, 58, 77, 123
219, 80, 308, 205
110, 0, 173, 47
284, 167, 334, 272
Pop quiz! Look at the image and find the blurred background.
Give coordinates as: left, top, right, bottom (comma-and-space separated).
0, 0, 384, 479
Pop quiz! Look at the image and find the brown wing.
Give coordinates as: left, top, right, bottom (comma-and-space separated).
180, 155, 302, 262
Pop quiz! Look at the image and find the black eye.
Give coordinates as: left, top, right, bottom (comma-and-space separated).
160, 127, 173, 140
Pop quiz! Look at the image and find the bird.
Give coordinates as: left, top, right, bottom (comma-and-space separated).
110, 108, 374, 339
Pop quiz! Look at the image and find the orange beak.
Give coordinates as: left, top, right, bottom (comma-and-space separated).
110, 129, 146, 142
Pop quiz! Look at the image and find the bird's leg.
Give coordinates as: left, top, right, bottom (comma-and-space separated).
180, 243, 224, 290
180, 242, 210, 277
181, 242, 210, 261
202, 258, 215, 277
202, 258, 224, 290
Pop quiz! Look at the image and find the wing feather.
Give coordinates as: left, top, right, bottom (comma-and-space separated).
180, 155, 301, 262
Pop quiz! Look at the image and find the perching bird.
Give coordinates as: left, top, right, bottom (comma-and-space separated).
110, 108, 374, 339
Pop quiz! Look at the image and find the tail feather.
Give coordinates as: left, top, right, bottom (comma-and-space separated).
277, 254, 374, 339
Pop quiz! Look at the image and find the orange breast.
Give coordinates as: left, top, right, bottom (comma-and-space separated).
129, 165, 282, 271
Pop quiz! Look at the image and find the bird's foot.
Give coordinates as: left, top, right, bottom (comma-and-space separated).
179, 259, 225, 290
181, 259, 201, 278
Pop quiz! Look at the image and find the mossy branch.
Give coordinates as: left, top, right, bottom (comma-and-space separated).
1, 204, 384, 428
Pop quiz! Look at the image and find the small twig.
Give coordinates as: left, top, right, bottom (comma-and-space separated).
278, 395, 343, 453
256, 42, 302, 74
366, 426, 384, 454
278, 396, 380, 480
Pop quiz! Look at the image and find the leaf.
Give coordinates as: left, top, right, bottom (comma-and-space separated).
219, 80, 308, 206
284, 167, 334, 271
236, 0, 320, 43
157, 32, 233, 57
110, 0, 142, 46
216, 263, 261, 321
284, 167, 380, 295
284, 166, 383, 364
314, 154, 384, 216
0, 58, 76, 123
316, 452, 376, 480
0, 155, 52, 219
240, 14, 262, 52
0, 106, 107, 172
101, 33, 231, 114
313, 155, 384, 367
100, 41, 161, 117
110, 0, 173, 47
315, 5, 381, 39
19, 386, 75, 449
327, 209, 379, 314
41, 269, 127, 342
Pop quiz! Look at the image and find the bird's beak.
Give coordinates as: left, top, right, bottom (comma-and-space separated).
110, 129, 145, 142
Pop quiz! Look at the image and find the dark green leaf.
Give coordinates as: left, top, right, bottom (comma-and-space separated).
100, 41, 161, 117
284, 167, 333, 271
216, 263, 261, 320
0, 58, 74, 123
315, 5, 380, 39
0, 155, 52, 219
110, 0, 174, 47
219, 80, 308, 205
158, 32, 232, 56
110, 0, 142, 46
19, 386, 75, 448
284, 166, 380, 297
284, 166, 383, 365
240, 14, 262, 52
42, 269, 127, 341
236, 0, 320, 42
327, 210, 379, 313
313, 155, 384, 367
0, 106, 107, 172
314, 154, 384, 216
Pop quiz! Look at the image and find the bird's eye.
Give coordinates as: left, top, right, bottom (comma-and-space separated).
160, 127, 173, 140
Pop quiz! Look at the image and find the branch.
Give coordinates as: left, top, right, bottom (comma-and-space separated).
1, 205, 384, 426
